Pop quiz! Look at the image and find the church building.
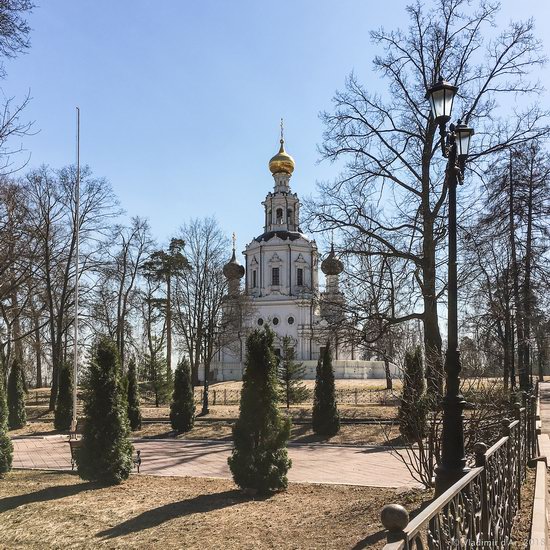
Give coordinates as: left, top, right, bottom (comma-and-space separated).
211, 129, 397, 381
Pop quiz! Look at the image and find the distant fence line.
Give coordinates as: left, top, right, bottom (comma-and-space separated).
141, 387, 398, 407
28, 386, 399, 408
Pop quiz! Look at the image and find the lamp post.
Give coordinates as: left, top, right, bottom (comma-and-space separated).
426, 77, 475, 496
511, 305, 516, 390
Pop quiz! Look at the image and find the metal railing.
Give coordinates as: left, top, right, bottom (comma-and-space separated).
141, 387, 397, 407
381, 387, 539, 549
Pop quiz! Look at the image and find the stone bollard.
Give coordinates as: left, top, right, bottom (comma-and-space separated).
381, 504, 409, 543
501, 417, 511, 437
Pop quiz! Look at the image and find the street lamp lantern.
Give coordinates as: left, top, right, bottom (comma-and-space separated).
426, 77, 458, 123
454, 121, 475, 158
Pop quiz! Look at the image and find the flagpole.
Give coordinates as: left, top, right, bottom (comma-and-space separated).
71, 107, 80, 434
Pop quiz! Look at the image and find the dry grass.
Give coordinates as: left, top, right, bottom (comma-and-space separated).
141, 404, 398, 421
0, 470, 430, 549
510, 466, 536, 549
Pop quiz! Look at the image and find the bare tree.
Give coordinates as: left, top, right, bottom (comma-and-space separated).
26, 165, 120, 409
305, 0, 548, 396
172, 218, 228, 400
92, 217, 153, 369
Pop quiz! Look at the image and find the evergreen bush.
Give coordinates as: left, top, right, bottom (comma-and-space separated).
76, 336, 133, 484
0, 380, 13, 475
54, 363, 73, 431
126, 359, 142, 431
278, 336, 309, 408
7, 359, 26, 430
170, 358, 195, 432
312, 342, 340, 436
228, 327, 291, 494
398, 346, 429, 442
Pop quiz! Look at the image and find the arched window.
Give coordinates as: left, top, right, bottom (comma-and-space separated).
287, 208, 293, 225
276, 208, 283, 224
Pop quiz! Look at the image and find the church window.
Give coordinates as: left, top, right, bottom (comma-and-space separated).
273, 317, 279, 326
257, 318, 264, 326
297, 268, 304, 286
287, 208, 293, 225
274, 348, 281, 358
276, 208, 283, 224
272, 267, 280, 286
252, 270, 257, 288
288, 316, 294, 325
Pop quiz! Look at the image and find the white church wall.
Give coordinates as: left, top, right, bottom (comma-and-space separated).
206, 360, 401, 382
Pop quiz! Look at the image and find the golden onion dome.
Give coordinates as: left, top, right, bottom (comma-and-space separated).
269, 138, 295, 175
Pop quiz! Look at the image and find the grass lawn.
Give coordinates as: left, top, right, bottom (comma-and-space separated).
0, 470, 430, 549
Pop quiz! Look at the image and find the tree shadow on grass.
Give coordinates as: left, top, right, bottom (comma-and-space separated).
0, 474, 103, 513
97, 489, 255, 539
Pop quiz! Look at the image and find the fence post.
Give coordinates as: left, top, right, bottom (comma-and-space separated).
474, 442, 489, 542
355, 388, 358, 406
213, 389, 216, 406
530, 391, 537, 459
224, 388, 227, 405
381, 504, 409, 544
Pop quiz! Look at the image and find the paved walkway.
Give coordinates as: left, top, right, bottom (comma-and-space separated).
12, 436, 418, 488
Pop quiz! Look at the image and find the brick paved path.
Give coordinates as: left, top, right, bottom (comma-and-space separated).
12, 436, 418, 488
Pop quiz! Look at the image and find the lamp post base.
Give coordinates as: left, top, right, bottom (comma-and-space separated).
434, 463, 470, 496
434, 389, 469, 496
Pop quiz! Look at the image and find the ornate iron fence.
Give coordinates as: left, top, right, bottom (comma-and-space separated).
381, 388, 538, 549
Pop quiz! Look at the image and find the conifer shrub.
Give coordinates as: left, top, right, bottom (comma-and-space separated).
0, 380, 13, 475
7, 359, 26, 430
312, 342, 340, 436
126, 359, 142, 431
54, 363, 73, 431
170, 358, 195, 432
398, 346, 429, 442
228, 327, 291, 494
76, 336, 133, 484
278, 336, 309, 408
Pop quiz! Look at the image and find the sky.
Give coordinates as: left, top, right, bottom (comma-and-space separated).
3, 0, 550, 258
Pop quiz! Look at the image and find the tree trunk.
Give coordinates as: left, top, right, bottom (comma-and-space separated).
34, 313, 42, 388
166, 275, 172, 379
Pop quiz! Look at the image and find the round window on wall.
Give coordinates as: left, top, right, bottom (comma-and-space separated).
257, 318, 264, 326
272, 317, 279, 326
288, 316, 295, 325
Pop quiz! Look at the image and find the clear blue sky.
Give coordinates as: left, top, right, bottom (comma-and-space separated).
4, 0, 550, 256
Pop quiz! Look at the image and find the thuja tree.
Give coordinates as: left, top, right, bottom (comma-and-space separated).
229, 327, 291, 494
398, 347, 429, 442
170, 358, 195, 433
7, 359, 26, 430
76, 337, 133, 484
0, 380, 12, 475
278, 336, 308, 408
54, 363, 73, 431
312, 342, 340, 437
126, 359, 142, 431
